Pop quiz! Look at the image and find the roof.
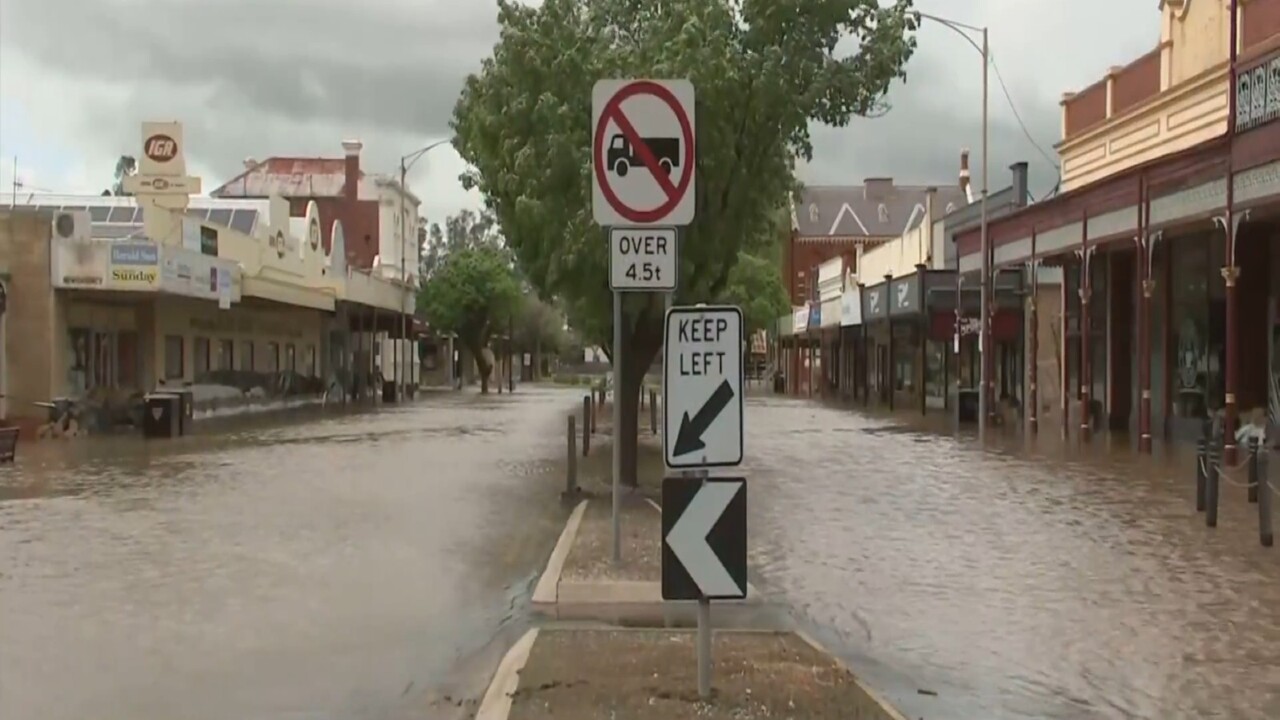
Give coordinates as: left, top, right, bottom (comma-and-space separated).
210, 157, 358, 198
794, 183, 969, 239
13, 194, 271, 240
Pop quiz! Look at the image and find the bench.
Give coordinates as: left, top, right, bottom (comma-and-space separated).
0, 426, 18, 463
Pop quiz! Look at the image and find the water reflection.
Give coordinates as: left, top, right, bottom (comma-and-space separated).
744, 395, 1280, 720
0, 387, 580, 720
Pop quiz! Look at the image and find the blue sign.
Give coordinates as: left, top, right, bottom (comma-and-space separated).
808, 302, 821, 328
110, 243, 159, 266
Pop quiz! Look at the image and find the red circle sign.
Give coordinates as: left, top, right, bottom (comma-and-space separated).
593, 81, 695, 224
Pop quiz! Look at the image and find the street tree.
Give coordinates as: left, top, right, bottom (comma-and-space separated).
453, 0, 917, 483
418, 211, 522, 393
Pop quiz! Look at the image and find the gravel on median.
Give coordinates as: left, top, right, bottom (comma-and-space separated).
509, 629, 900, 720
559, 498, 662, 583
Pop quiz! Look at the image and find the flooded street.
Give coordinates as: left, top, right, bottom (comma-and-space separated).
744, 395, 1280, 720
0, 387, 579, 720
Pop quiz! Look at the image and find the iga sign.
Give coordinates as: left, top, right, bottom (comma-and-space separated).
592, 79, 696, 227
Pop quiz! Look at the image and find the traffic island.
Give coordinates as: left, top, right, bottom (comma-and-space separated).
532, 498, 769, 626
479, 628, 908, 720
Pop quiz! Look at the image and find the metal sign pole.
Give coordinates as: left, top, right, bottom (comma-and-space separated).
694, 464, 711, 699
612, 288, 623, 564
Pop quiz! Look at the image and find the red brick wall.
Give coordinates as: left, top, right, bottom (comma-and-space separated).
287, 197, 381, 270
1111, 49, 1161, 117
786, 239, 860, 305
1064, 81, 1108, 137
1244, 0, 1280, 51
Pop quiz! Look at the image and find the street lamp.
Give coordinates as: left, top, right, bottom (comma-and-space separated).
915, 11, 991, 441
398, 138, 453, 398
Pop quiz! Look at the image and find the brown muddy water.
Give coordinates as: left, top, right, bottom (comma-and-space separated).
0, 386, 582, 720
743, 394, 1280, 720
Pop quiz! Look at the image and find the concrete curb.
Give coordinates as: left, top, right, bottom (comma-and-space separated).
531, 499, 589, 607
474, 628, 539, 720
794, 629, 911, 720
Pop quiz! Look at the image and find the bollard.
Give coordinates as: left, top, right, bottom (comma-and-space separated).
1260, 450, 1273, 547
583, 395, 592, 455
1195, 436, 1207, 513
1206, 441, 1220, 528
1248, 437, 1260, 504
567, 414, 578, 495
650, 389, 658, 435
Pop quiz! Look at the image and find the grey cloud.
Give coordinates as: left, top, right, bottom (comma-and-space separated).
2, 0, 497, 136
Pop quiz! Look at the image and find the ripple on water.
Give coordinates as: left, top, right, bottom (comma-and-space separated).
743, 396, 1280, 720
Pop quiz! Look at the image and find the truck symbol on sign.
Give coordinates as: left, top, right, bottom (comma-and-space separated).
608, 134, 679, 177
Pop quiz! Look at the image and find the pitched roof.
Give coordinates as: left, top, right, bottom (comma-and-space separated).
794, 182, 968, 240
210, 157, 360, 198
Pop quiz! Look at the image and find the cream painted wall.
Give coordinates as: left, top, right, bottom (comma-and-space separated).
858, 204, 933, 281
152, 297, 326, 385
1059, 0, 1234, 191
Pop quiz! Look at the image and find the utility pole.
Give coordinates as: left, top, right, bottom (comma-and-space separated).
399, 138, 453, 399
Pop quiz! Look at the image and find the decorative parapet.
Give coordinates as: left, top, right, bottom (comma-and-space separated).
1058, 62, 1228, 192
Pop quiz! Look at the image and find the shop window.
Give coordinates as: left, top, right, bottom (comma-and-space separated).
164, 335, 185, 380
892, 324, 916, 392
194, 337, 211, 378
117, 331, 139, 388
266, 342, 280, 373
925, 339, 947, 406
285, 343, 297, 373
217, 339, 234, 371
239, 340, 254, 372
1171, 236, 1211, 418
306, 345, 317, 377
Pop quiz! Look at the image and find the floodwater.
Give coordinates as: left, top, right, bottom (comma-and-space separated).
0, 386, 579, 720
744, 395, 1280, 720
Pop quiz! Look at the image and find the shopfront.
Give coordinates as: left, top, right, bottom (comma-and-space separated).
861, 279, 890, 406
839, 286, 862, 403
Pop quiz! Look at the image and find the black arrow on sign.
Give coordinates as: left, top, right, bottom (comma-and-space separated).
673, 379, 735, 457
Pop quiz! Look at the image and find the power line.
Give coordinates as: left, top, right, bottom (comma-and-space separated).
986, 50, 1063, 201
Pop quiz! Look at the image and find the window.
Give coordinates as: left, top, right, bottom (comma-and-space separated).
164, 335, 185, 380
239, 340, 255, 372
285, 343, 296, 373
877, 204, 889, 223
305, 344, 317, 377
217, 339, 234, 371
266, 342, 280, 373
808, 203, 819, 223
194, 337, 211, 377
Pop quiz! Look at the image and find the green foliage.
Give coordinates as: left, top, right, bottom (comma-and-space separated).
452, 0, 916, 361
719, 253, 790, 335
418, 211, 523, 390
513, 295, 569, 355
418, 243, 521, 343
451, 0, 916, 471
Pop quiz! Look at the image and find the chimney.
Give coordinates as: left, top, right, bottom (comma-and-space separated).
959, 149, 974, 204
1010, 161, 1029, 207
342, 139, 362, 202
863, 178, 893, 200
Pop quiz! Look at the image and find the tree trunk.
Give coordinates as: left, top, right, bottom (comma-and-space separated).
464, 338, 493, 394
619, 311, 663, 488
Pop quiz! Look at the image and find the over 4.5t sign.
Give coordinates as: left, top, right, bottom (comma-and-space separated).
592, 79, 696, 227
663, 305, 744, 469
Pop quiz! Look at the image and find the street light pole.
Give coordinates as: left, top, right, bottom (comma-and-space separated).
399, 138, 452, 400
915, 12, 990, 441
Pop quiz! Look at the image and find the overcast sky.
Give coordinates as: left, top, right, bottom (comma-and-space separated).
0, 0, 1158, 225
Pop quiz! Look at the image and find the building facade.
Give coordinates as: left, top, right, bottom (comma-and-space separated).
0, 121, 416, 436
952, 0, 1280, 455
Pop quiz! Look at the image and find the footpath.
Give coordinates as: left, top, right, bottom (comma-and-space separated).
470, 387, 909, 720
